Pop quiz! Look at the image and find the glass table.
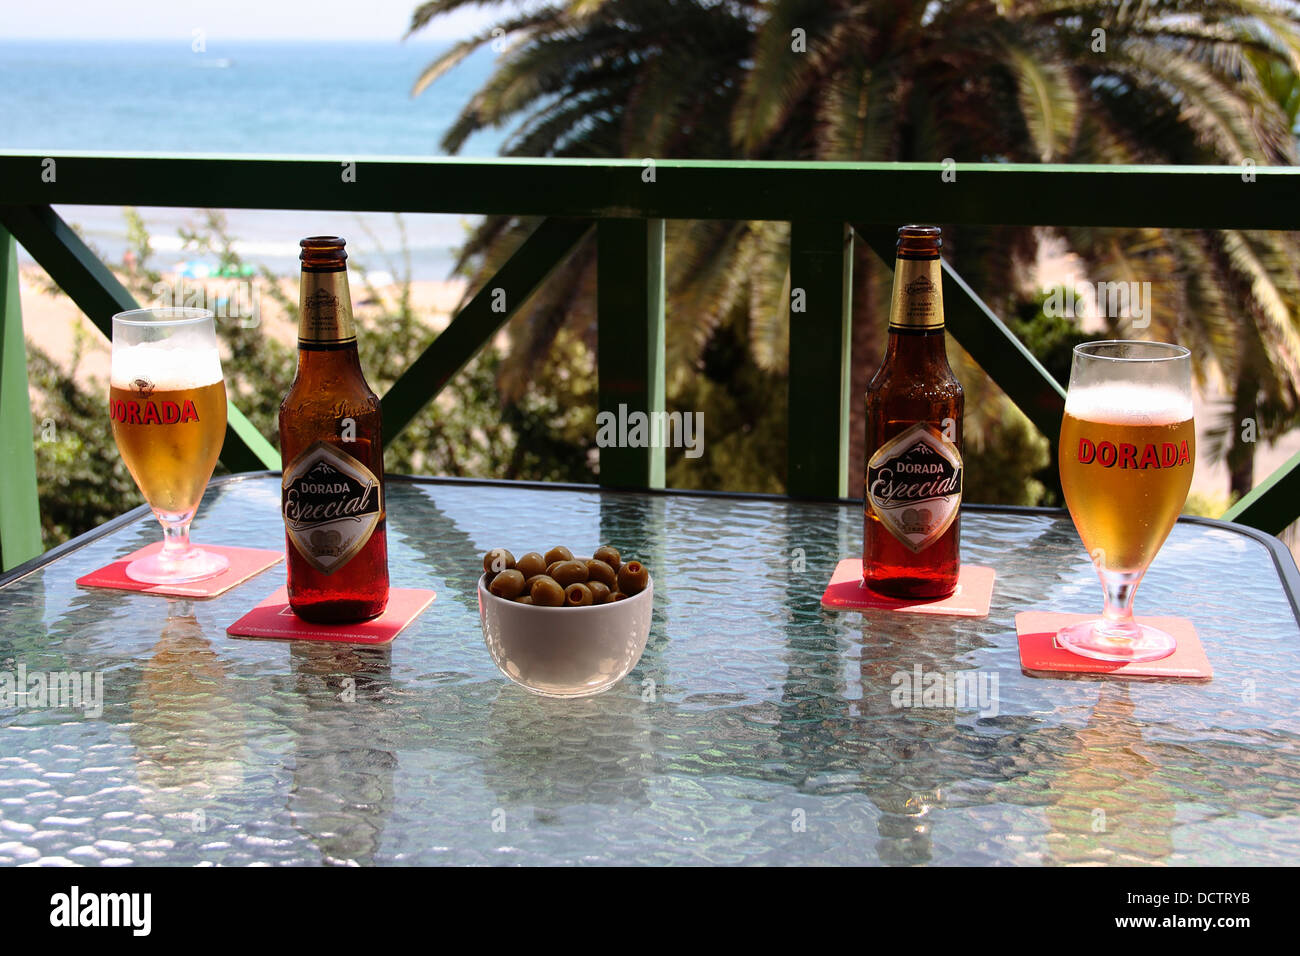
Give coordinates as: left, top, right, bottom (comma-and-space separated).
1, 474, 1297, 866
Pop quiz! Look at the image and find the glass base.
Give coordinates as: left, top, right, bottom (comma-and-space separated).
126, 547, 229, 585
1057, 619, 1177, 663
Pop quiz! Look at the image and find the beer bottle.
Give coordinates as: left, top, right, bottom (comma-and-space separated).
279, 237, 389, 622
863, 225, 964, 598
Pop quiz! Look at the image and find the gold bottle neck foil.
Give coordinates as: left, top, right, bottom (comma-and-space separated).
888, 256, 944, 331
298, 268, 357, 347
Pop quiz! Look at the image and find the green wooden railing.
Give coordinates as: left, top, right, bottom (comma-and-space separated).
2, 152, 1299, 570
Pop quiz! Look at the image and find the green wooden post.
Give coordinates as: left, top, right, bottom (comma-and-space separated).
787, 221, 853, 498
597, 219, 666, 489
0, 225, 44, 569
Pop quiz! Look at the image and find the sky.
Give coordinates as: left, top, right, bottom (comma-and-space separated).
3, 0, 501, 41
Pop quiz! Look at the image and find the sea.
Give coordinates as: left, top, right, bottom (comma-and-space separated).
0, 39, 505, 278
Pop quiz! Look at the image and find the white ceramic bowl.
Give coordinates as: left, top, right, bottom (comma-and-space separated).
478, 573, 653, 698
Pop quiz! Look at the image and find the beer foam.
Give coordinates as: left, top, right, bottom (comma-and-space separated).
111, 340, 223, 390
1065, 384, 1193, 425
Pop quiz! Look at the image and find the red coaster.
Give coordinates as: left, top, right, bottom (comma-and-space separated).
226, 586, 435, 645
1016, 611, 1212, 679
77, 542, 283, 599
820, 559, 995, 617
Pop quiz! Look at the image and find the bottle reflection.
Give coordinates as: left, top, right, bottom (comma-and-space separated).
284, 641, 396, 866
848, 640, 953, 865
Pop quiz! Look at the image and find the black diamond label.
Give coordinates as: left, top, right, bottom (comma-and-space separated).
866, 423, 963, 553
282, 441, 382, 574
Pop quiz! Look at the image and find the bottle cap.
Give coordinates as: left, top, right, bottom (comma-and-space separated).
300, 236, 348, 270
896, 225, 942, 260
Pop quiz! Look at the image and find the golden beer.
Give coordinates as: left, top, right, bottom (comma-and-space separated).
109, 380, 227, 515
1059, 400, 1194, 573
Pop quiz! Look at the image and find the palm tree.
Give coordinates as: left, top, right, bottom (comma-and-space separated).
408, 0, 1300, 500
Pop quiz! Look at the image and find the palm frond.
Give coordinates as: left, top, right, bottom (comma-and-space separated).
664, 220, 749, 386
1001, 43, 1081, 160
1112, 36, 1290, 161
406, 0, 540, 38
731, 0, 838, 154
747, 222, 792, 372
815, 61, 900, 160
1219, 229, 1300, 389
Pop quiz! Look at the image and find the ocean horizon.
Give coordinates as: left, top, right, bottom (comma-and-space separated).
1, 39, 506, 277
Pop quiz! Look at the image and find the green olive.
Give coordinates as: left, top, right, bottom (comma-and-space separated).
550, 560, 589, 587
515, 551, 547, 580
488, 568, 526, 599
617, 560, 649, 595
564, 583, 593, 606
593, 545, 621, 571
483, 548, 516, 574
545, 560, 565, 578
587, 581, 612, 604
530, 575, 565, 607
514, 594, 534, 605
543, 546, 574, 565
610, 591, 628, 602
585, 559, 617, 589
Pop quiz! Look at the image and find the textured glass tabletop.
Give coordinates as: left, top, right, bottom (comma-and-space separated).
1, 475, 1298, 866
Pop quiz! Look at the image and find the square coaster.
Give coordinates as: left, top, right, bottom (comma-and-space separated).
820, 558, 995, 617
77, 543, 284, 599
1016, 611, 1212, 679
226, 586, 435, 646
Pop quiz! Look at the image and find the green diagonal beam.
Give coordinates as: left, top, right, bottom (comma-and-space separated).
381, 217, 593, 443
0, 204, 278, 472
1222, 448, 1300, 534
855, 224, 1066, 443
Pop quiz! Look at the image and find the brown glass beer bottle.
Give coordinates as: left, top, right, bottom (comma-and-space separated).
279, 237, 389, 622
863, 225, 964, 598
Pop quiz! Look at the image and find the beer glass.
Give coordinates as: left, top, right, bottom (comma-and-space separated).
110, 308, 229, 583
1058, 341, 1195, 662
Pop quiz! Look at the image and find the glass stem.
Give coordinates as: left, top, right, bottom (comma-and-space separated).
1098, 570, 1143, 639
157, 512, 197, 564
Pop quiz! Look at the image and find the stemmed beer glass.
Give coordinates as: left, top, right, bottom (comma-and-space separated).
110, 308, 229, 584
1058, 341, 1195, 662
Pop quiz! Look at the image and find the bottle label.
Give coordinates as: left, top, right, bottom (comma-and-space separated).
282, 441, 382, 574
866, 423, 963, 552
299, 275, 357, 346
888, 258, 944, 330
